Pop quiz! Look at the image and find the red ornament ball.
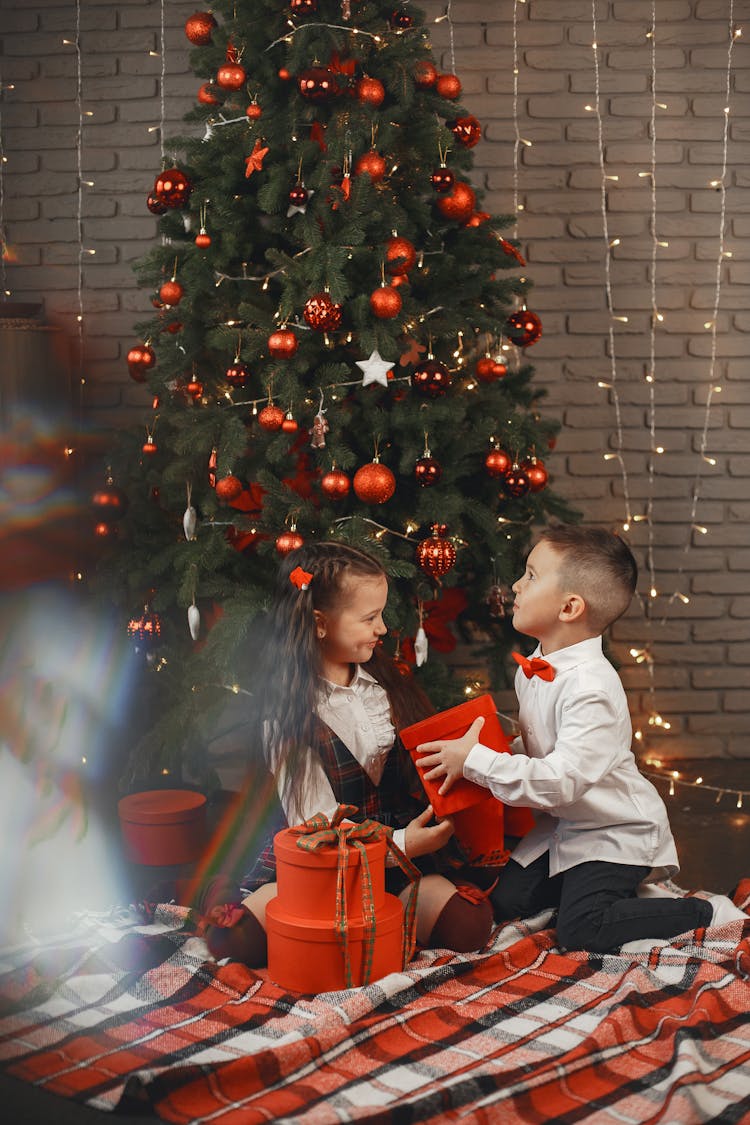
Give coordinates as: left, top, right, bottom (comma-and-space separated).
258, 404, 285, 431
414, 60, 438, 88
436, 73, 462, 100
198, 81, 220, 105
505, 309, 543, 347
414, 456, 442, 487
245, 102, 262, 119
449, 115, 482, 148
475, 356, 496, 381
195, 229, 211, 248
417, 525, 456, 578
127, 344, 156, 382
275, 529, 304, 555
288, 183, 309, 207
354, 149, 387, 181
267, 328, 298, 357
353, 461, 396, 504
436, 181, 476, 222
146, 193, 168, 215
412, 358, 451, 398
385, 235, 416, 275
158, 279, 184, 306
485, 447, 511, 478
185, 11, 217, 46
142, 438, 158, 456
165, 321, 183, 334
369, 285, 402, 319
153, 167, 192, 209
357, 76, 385, 106
503, 465, 531, 498
320, 468, 351, 500
390, 10, 413, 29
298, 67, 338, 101
278, 67, 291, 81
215, 474, 244, 502
430, 166, 454, 194
217, 61, 246, 90
91, 483, 128, 522
281, 411, 298, 433
304, 291, 343, 332
225, 361, 250, 388
185, 378, 203, 398
127, 606, 162, 653
522, 458, 549, 492
290, 0, 318, 13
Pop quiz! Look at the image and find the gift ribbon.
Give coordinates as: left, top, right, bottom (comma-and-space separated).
290, 804, 420, 987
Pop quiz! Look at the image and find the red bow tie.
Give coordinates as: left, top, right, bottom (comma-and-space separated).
512, 652, 555, 681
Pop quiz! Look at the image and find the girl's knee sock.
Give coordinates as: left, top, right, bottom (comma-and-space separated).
428, 892, 494, 953
202, 903, 268, 966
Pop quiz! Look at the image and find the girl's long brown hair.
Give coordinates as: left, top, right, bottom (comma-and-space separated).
255, 542, 434, 814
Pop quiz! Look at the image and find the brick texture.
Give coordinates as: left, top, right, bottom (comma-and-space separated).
1, 0, 748, 760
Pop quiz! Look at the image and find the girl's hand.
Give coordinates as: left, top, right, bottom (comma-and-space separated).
404, 805, 454, 858
416, 716, 485, 795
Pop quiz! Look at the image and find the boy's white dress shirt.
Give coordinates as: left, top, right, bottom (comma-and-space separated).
463, 635, 679, 881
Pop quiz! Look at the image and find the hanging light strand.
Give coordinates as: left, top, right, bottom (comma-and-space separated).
73, 0, 86, 401
512, 0, 522, 230
0, 79, 9, 298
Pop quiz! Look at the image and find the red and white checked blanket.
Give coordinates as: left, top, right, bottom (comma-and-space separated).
1, 882, 749, 1124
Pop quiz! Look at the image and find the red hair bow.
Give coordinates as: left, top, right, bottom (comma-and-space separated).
290, 565, 313, 591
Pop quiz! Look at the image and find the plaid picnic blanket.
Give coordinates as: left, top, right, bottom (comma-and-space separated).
1, 882, 749, 1124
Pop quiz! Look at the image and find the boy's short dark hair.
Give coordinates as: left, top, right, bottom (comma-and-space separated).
538, 524, 638, 633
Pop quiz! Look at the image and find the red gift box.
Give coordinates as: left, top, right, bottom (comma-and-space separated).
118, 789, 207, 866
272, 822, 386, 920
400, 694, 510, 817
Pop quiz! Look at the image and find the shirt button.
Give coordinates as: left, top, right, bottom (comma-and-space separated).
360, 723, 370, 731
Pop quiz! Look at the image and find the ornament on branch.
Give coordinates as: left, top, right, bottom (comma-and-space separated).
521, 456, 549, 492
431, 165, 454, 194
245, 137, 269, 177
185, 373, 203, 398
276, 525, 304, 555
390, 10, 413, 30
414, 622, 428, 667
310, 400, 329, 448
435, 73, 462, 100
385, 235, 416, 275
414, 434, 442, 487
208, 447, 217, 488
400, 337, 426, 366
158, 267, 184, 307
226, 360, 250, 388
370, 283, 402, 320
183, 489, 197, 540
448, 116, 482, 148
476, 353, 507, 383
298, 66, 338, 101
502, 463, 531, 498
188, 602, 201, 641
485, 445, 511, 478
153, 168, 192, 209
215, 474, 244, 502
486, 583, 508, 619
198, 81, 220, 105
127, 343, 156, 382
268, 327, 298, 357
281, 409, 298, 433
185, 11, 217, 46
141, 435, 158, 457
417, 524, 456, 579
357, 76, 385, 106
505, 308, 543, 347
414, 60, 438, 88
258, 402, 285, 431
217, 46, 246, 91
357, 349, 394, 387
127, 605, 163, 656
146, 192, 168, 215
91, 475, 128, 524
290, 0, 318, 14
320, 467, 351, 500
304, 290, 343, 332
436, 181, 475, 223
353, 456, 396, 504
195, 203, 211, 248
411, 357, 451, 398
498, 237, 526, 267
246, 98, 262, 119
354, 149, 386, 182
287, 182, 313, 216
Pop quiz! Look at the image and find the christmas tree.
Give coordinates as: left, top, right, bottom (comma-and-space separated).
101, 0, 572, 788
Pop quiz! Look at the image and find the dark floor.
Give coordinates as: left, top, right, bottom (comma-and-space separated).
2, 757, 749, 1124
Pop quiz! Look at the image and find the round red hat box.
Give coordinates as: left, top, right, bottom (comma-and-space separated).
118, 789, 207, 866
272, 825, 387, 920
266, 892, 403, 993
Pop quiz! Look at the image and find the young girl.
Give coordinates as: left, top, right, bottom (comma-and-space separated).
199, 541, 497, 967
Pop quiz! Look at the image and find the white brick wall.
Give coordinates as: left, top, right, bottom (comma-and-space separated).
2, 0, 748, 759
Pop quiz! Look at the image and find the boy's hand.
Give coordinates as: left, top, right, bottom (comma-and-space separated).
415, 716, 485, 795
404, 805, 454, 857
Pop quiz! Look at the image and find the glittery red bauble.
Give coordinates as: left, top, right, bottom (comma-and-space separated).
153, 168, 192, 209
354, 149, 386, 181
436, 181, 476, 222
430, 166, 454, 194
195, 229, 211, 247
258, 404, 285, 431
225, 361, 250, 387
276, 530, 304, 555
522, 458, 549, 492
320, 468, 351, 499
414, 60, 438, 88
390, 10, 413, 29
357, 76, 385, 106
436, 73, 462, 100
290, 0, 318, 12
288, 184, 309, 206
147, 193, 168, 215
91, 484, 128, 522
414, 456, 442, 487
185, 11, 217, 45
298, 67, 338, 101
503, 465, 531, 498
281, 412, 298, 433
417, 525, 456, 578
127, 607, 162, 653
505, 309, 543, 347
127, 344, 156, 382
385, 235, 416, 275
267, 328, 298, 357
304, 292, 343, 331
198, 81, 220, 105
412, 359, 451, 398
158, 279, 183, 306
217, 61, 246, 90
215, 474, 244, 502
449, 115, 482, 148
245, 102, 262, 119
353, 461, 396, 504
485, 448, 511, 477
369, 285, 402, 319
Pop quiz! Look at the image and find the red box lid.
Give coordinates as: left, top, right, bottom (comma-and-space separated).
400, 694, 510, 817
118, 789, 206, 826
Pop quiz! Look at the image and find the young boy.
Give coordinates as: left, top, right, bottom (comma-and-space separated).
417, 525, 740, 953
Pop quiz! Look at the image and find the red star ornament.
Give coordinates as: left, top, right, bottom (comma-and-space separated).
245, 138, 269, 177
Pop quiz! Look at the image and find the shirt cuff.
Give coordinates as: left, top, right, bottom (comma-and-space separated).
386, 827, 407, 864
464, 742, 500, 785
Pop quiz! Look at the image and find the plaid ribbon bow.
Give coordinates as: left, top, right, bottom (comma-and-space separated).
291, 804, 420, 987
